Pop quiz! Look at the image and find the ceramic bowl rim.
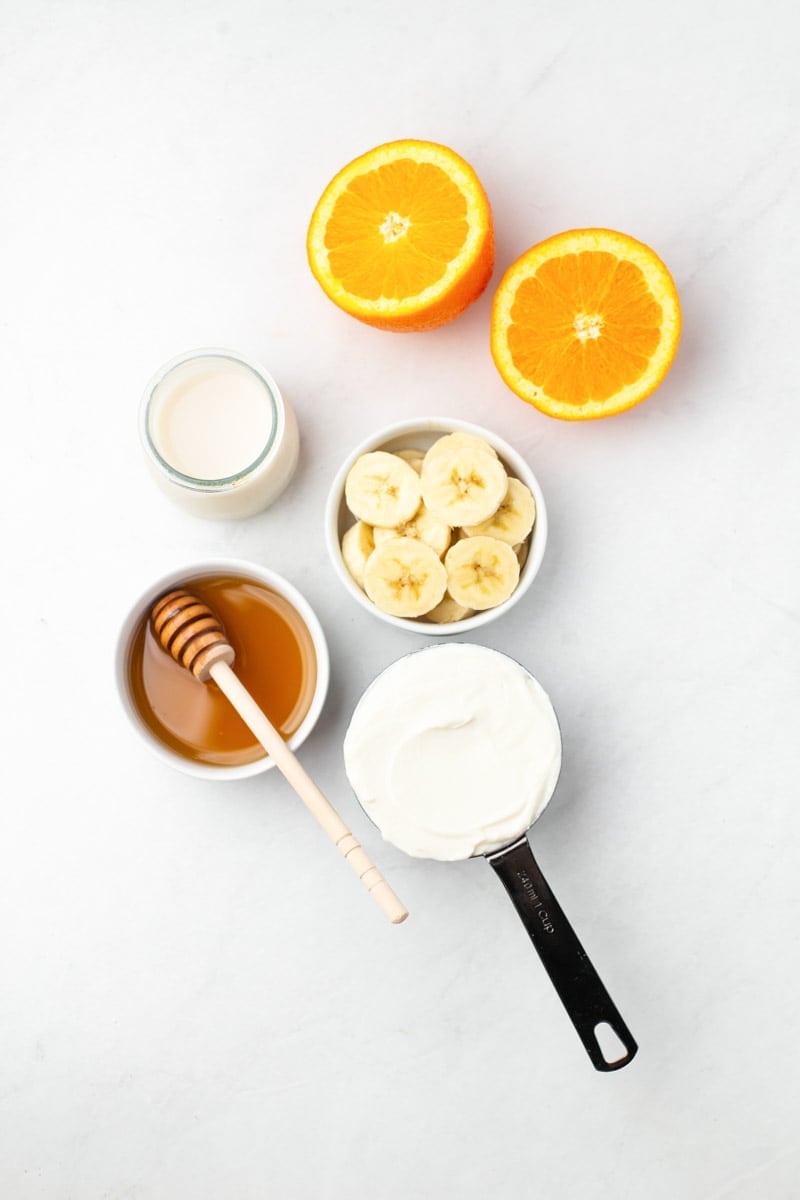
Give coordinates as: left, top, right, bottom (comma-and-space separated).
113, 557, 330, 779
324, 415, 548, 635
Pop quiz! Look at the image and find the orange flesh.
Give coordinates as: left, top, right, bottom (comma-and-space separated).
507, 251, 664, 406
324, 160, 469, 300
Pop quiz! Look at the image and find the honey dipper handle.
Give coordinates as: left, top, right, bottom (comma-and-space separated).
208, 661, 408, 925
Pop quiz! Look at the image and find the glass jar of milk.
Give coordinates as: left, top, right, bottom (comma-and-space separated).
139, 349, 299, 519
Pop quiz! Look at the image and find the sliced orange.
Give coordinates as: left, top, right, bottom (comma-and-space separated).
307, 139, 494, 332
490, 229, 681, 419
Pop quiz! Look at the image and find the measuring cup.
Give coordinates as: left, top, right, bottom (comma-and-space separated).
344, 643, 638, 1071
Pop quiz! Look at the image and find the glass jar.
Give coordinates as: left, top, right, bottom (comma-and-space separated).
139, 348, 299, 519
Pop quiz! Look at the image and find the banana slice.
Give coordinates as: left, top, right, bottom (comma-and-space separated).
345, 451, 422, 527
364, 537, 447, 618
425, 432, 499, 462
341, 521, 375, 588
463, 478, 536, 545
514, 539, 529, 570
421, 591, 474, 624
421, 441, 508, 527
373, 502, 451, 558
444, 536, 520, 610
394, 448, 425, 474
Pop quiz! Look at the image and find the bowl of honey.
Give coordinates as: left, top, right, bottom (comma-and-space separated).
115, 559, 330, 778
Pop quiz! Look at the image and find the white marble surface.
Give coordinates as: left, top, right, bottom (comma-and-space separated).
2, 1, 799, 1196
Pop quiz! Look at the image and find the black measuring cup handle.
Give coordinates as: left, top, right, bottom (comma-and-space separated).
487, 837, 638, 1071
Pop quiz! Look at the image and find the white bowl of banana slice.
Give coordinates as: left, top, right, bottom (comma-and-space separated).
325, 417, 547, 634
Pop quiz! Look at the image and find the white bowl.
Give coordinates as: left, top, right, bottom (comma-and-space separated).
114, 558, 330, 779
325, 417, 548, 635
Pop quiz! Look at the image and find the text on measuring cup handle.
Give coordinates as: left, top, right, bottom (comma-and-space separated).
516, 868, 554, 933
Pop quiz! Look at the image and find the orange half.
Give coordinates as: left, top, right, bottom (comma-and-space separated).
307, 139, 494, 332
490, 229, 681, 419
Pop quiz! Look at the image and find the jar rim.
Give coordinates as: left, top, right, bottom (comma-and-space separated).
139, 348, 283, 492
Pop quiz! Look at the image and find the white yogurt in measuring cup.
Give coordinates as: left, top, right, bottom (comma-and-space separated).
140, 349, 299, 519
343, 643, 562, 861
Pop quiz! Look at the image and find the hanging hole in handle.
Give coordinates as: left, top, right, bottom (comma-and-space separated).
594, 1021, 631, 1066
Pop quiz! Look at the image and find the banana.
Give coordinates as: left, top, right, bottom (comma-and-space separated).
514, 539, 529, 570
394, 448, 425, 474
373, 501, 451, 558
425, 431, 499, 462
421, 439, 508, 527
341, 521, 375, 588
364, 537, 447, 618
345, 451, 422, 527
463, 477, 536, 545
444, 536, 520, 610
421, 591, 474, 624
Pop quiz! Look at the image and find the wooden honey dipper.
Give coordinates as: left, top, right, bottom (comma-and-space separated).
152, 589, 408, 924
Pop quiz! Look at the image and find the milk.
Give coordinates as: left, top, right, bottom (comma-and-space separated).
140, 350, 299, 519
149, 355, 275, 480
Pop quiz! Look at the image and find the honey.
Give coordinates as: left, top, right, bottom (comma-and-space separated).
127, 572, 317, 766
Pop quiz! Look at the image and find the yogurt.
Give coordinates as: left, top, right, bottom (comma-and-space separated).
343, 643, 562, 861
